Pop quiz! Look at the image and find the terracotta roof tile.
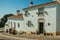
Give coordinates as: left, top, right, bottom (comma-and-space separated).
8, 14, 23, 18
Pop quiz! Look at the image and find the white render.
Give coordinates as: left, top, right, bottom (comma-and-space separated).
56, 3, 60, 32
4, 1, 60, 35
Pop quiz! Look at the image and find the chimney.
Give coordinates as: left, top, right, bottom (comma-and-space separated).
16, 10, 20, 15
30, 0, 33, 7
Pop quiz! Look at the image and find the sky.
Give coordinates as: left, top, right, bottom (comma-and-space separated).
0, 0, 53, 18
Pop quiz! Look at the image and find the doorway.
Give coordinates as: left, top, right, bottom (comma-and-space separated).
39, 22, 44, 34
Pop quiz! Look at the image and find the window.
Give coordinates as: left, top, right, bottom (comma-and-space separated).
11, 22, 12, 27
14, 23, 16, 29
38, 7, 44, 14
25, 11, 28, 16
8, 21, 10, 24
28, 21, 31, 27
14, 23, 16, 27
18, 23, 20, 27
6, 24, 8, 26
48, 23, 50, 26
26, 21, 32, 27
26, 20, 34, 27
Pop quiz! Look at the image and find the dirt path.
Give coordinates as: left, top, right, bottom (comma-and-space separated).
0, 32, 60, 40
0, 33, 38, 40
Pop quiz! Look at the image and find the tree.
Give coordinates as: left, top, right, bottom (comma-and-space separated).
1, 14, 14, 27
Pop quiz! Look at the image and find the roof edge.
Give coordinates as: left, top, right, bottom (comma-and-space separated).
23, 1, 58, 10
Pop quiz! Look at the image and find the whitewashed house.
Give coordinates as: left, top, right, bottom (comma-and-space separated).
4, 0, 60, 36
4, 10, 24, 33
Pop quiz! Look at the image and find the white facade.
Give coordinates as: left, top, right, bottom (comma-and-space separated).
4, 1, 60, 35
23, 4, 57, 33
56, 3, 60, 32
44, 4, 57, 33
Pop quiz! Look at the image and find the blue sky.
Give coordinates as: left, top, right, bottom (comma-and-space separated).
0, 0, 53, 18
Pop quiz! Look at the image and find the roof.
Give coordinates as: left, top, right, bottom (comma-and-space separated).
23, 1, 58, 10
8, 14, 23, 18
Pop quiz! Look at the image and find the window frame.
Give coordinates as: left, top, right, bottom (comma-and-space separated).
38, 7, 44, 14
18, 23, 20, 27
14, 22, 16, 29
25, 11, 28, 17
11, 22, 12, 27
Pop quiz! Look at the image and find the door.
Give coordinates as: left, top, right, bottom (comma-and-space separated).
39, 22, 44, 34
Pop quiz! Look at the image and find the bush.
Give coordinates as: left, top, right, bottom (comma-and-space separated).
12, 30, 17, 35
6, 29, 8, 33
36, 29, 40, 34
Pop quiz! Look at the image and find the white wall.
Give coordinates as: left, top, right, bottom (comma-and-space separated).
4, 23, 9, 31
23, 4, 57, 33
4, 4, 57, 33
16, 5, 57, 33
23, 8, 39, 32
56, 3, 60, 32
44, 4, 57, 33
6, 18, 24, 32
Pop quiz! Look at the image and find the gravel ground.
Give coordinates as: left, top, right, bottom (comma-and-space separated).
15, 35, 60, 40
0, 36, 19, 40
1, 32, 60, 40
